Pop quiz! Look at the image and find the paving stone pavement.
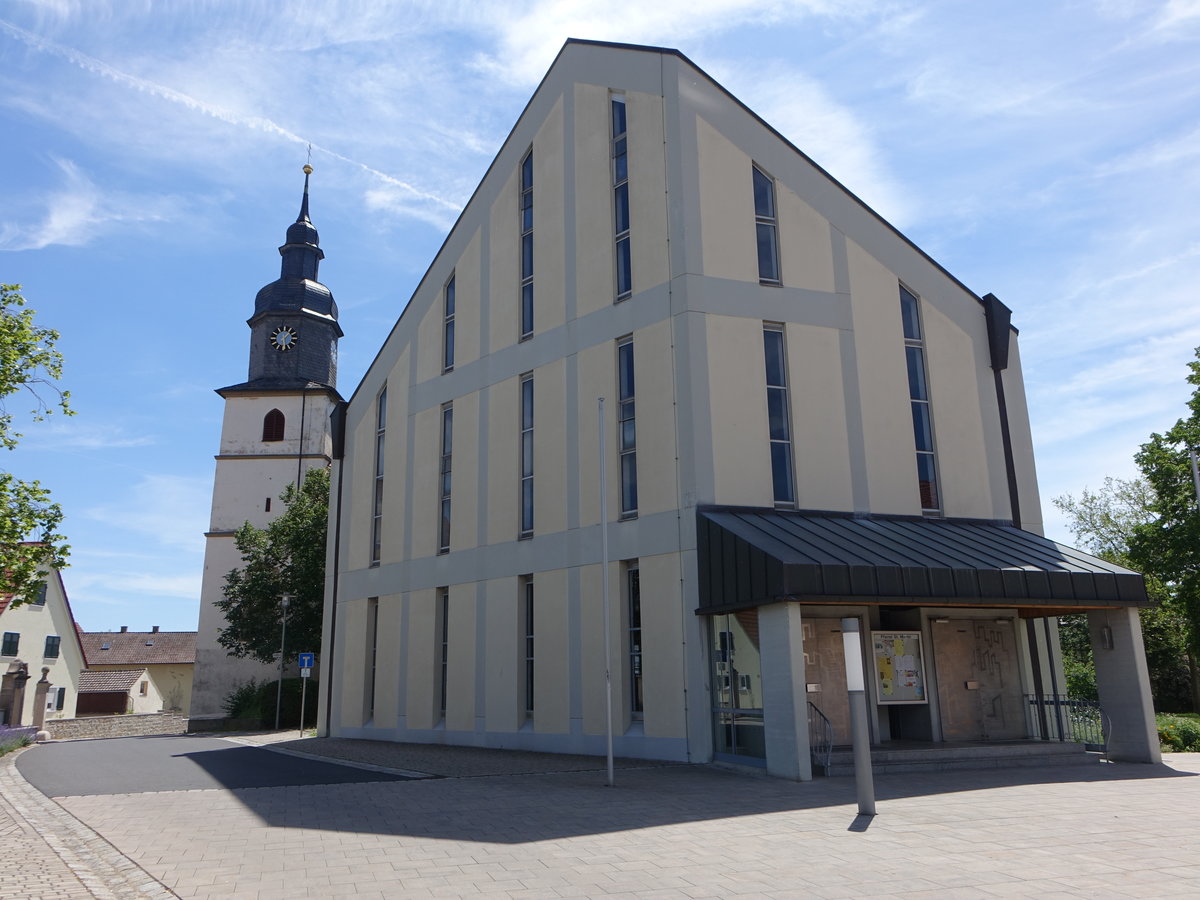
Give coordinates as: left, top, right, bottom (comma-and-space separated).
6, 735, 1200, 899
0, 749, 175, 900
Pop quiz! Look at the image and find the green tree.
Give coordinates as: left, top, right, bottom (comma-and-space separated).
1054, 477, 1193, 711
1, 283, 71, 604
1128, 347, 1200, 709
216, 466, 329, 665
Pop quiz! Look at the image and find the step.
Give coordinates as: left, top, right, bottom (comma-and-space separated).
817, 741, 1099, 777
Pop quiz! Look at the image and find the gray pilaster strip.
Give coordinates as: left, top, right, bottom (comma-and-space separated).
839, 329, 870, 513
396, 591, 409, 724
568, 564, 583, 733
474, 580, 487, 730
563, 84, 577, 324
480, 212, 491, 358
565, 351, 580, 531
476, 387, 490, 548
831, 226, 850, 295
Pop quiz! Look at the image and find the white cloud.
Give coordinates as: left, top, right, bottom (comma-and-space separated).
22, 421, 156, 450
0, 157, 178, 251
712, 60, 912, 227
83, 473, 210, 553
472, 0, 883, 85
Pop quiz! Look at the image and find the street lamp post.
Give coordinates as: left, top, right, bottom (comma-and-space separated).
275, 594, 292, 730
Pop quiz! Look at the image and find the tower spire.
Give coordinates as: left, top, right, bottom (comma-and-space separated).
298, 161, 313, 224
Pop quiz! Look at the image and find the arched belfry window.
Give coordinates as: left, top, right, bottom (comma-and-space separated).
262, 409, 285, 442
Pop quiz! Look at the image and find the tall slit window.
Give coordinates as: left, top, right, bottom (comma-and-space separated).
367, 598, 379, 720
370, 388, 386, 566
438, 403, 453, 554
443, 275, 455, 372
523, 576, 535, 717
262, 408, 285, 442
519, 150, 534, 340
763, 325, 795, 506
900, 285, 940, 513
612, 94, 631, 300
753, 165, 780, 285
520, 373, 534, 537
628, 565, 643, 718
438, 588, 449, 718
617, 337, 637, 517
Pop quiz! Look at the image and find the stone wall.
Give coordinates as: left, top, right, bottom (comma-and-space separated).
43, 713, 188, 742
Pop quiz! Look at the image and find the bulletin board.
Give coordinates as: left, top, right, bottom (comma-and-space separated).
871, 631, 928, 704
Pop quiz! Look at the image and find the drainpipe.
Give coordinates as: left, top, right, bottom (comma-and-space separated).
983, 293, 1021, 529
323, 401, 348, 736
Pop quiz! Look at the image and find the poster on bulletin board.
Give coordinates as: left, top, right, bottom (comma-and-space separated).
871, 631, 928, 704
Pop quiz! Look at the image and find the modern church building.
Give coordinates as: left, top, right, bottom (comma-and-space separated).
314, 40, 1158, 778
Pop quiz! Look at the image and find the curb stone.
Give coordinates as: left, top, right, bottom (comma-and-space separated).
1, 747, 178, 900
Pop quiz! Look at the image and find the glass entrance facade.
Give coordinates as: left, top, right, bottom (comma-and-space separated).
709, 611, 765, 761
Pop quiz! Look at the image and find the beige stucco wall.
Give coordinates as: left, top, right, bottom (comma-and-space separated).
0, 572, 83, 724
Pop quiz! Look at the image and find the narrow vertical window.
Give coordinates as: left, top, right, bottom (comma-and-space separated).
370, 388, 387, 566
523, 576, 535, 717
438, 588, 450, 718
438, 403, 453, 554
901, 285, 941, 513
443, 275, 456, 372
33, 582, 47, 606
612, 94, 631, 300
753, 165, 780, 284
519, 150, 534, 340
519, 373, 534, 537
367, 597, 379, 720
763, 325, 795, 506
628, 565, 643, 718
617, 337, 637, 517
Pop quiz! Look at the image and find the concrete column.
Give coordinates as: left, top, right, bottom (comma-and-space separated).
758, 602, 812, 781
1089, 607, 1161, 764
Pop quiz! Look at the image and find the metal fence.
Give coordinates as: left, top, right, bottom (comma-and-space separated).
1025, 694, 1108, 750
807, 701, 834, 772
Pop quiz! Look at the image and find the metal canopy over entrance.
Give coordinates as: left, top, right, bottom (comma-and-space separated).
696, 507, 1150, 614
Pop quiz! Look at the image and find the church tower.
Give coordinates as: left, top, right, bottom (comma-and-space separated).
190, 167, 343, 723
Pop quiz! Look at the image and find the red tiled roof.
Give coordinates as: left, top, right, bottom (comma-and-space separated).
77, 631, 196, 665
77, 669, 146, 694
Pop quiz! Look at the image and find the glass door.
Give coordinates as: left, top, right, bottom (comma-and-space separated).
710, 610, 765, 761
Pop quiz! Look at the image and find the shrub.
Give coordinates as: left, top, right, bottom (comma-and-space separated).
221, 678, 265, 721
1157, 713, 1200, 752
0, 725, 37, 756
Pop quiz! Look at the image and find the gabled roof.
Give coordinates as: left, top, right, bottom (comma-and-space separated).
77, 631, 196, 666
697, 507, 1149, 614
77, 669, 146, 694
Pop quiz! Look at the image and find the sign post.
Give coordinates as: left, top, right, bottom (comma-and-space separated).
298, 652, 315, 734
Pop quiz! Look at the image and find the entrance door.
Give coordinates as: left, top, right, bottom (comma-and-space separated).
802, 619, 852, 745
932, 619, 1024, 741
709, 611, 765, 760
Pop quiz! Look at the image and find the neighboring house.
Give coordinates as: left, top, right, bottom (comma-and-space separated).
78, 627, 197, 715
0, 566, 86, 726
314, 40, 1158, 779
75, 669, 166, 715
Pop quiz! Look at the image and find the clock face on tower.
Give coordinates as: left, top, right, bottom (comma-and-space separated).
270, 325, 298, 351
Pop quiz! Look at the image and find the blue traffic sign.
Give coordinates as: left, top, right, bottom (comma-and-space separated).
298, 652, 315, 669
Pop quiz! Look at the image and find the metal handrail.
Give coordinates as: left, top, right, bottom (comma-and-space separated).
807, 701, 834, 773
1024, 694, 1108, 750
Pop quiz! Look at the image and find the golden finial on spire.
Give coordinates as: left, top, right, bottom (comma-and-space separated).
303, 164, 313, 175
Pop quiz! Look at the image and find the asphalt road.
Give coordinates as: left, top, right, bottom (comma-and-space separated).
16, 734, 413, 797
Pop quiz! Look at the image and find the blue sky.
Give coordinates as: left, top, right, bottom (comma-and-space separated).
2, 1, 1199, 633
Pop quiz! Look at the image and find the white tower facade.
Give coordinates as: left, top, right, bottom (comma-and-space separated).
190, 169, 343, 723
